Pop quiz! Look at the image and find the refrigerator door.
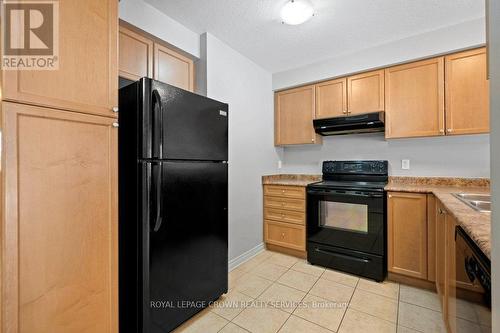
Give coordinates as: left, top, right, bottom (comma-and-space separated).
144, 79, 228, 161
146, 161, 228, 333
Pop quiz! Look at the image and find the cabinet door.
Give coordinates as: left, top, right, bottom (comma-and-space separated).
275, 85, 321, 145
445, 213, 457, 333
119, 24, 154, 81
385, 58, 445, 138
436, 202, 447, 309
154, 43, 194, 91
2, 0, 118, 117
315, 78, 347, 119
347, 70, 385, 114
1, 102, 118, 333
388, 192, 428, 279
427, 195, 437, 282
445, 48, 489, 135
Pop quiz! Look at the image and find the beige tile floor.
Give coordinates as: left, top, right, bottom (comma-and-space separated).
174, 250, 491, 333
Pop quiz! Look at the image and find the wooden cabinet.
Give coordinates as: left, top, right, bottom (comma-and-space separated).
264, 221, 306, 252
1, 102, 118, 333
275, 85, 321, 146
154, 43, 194, 92
385, 57, 445, 138
436, 201, 447, 309
347, 70, 385, 114
445, 212, 458, 333
119, 24, 154, 81
315, 78, 347, 119
387, 192, 428, 279
445, 48, 490, 135
2, 0, 118, 118
263, 185, 306, 256
427, 195, 437, 282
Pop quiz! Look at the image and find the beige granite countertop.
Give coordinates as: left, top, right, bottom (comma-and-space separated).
386, 177, 491, 259
262, 174, 322, 187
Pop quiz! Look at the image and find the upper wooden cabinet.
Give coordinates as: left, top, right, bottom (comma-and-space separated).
347, 70, 385, 114
119, 24, 154, 81
275, 85, 321, 145
387, 192, 428, 279
315, 78, 347, 119
385, 57, 445, 138
445, 48, 490, 135
1, 102, 118, 333
154, 43, 195, 92
2, 0, 118, 118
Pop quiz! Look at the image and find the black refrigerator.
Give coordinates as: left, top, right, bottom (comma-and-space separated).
118, 78, 228, 333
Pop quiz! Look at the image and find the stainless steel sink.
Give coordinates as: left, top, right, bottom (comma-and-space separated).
453, 193, 491, 213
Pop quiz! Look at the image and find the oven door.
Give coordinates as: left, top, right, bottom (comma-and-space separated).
307, 187, 386, 256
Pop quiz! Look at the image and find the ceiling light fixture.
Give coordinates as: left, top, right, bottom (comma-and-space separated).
280, 0, 314, 25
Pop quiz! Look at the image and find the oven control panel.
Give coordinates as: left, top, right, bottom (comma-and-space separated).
323, 161, 388, 175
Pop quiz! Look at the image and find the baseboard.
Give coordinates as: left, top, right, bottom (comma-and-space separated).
228, 242, 265, 272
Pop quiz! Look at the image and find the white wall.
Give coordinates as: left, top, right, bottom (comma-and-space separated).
119, 0, 200, 58
273, 18, 485, 90
202, 33, 279, 262
488, 0, 500, 331
280, 134, 490, 178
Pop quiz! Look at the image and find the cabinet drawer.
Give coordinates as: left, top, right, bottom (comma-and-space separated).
264, 208, 305, 225
263, 185, 305, 199
264, 196, 305, 212
264, 220, 305, 251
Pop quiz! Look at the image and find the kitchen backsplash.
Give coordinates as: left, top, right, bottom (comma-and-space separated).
277, 132, 490, 178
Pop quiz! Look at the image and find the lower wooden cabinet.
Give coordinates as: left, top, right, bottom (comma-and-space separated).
1, 102, 118, 332
387, 192, 428, 279
436, 201, 447, 308
264, 220, 305, 251
263, 185, 306, 256
445, 212, 458, 333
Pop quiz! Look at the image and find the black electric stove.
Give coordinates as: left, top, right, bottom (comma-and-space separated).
307, 160, 388, 281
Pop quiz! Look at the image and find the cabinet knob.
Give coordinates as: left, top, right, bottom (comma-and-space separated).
112, 106, 119, 113
112, 122, 119, 128
388, 194, 392, 198
343, 110, 347, 114
281, 233, 285, 238
440, 129, 445, 134
311, 138, 315, 142
447, 129, 453, 133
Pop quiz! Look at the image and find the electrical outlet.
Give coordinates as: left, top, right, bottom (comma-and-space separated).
402, 159, 410, 170
278, 160, 282, 169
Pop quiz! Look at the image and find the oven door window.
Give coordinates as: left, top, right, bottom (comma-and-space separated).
319, 201, 368, 233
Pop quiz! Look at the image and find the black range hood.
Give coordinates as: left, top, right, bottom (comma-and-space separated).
313, 111, 385, 136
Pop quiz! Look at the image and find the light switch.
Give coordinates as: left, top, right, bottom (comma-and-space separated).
278, 160, 282, 169
402, 159, 410, 170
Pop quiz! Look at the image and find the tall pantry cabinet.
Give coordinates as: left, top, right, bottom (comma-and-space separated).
1, 1, 119, 332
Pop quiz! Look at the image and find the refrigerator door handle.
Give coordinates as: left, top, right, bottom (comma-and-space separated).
152, 163, 163, 232
152, 89, 163, 159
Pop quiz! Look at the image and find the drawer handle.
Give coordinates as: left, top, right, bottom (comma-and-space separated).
282, 190, 285, 193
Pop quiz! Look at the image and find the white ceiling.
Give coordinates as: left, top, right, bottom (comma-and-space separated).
145, 0, 485, 73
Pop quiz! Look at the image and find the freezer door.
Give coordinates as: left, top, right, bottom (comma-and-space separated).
151, 80, 228, 161
148, 161, 228, 333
